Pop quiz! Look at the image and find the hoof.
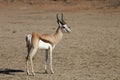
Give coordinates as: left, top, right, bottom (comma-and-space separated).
32, 72, 35, 76
51, 71, 54, 74
27, 71, 31, 75
44, 70, 48, 74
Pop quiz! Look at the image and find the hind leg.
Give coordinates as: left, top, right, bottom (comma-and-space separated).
26, 46, 31, 75
26, 59, 30, 75
29, 47, 38, 76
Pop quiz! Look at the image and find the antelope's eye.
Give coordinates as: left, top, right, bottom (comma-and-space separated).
62, 26, 65, 28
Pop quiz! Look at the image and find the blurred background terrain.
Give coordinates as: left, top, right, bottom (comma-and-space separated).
0, 0, 120, 11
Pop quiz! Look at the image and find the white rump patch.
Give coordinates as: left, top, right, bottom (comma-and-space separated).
26, 34, 32, 43
39, 40, 52, 49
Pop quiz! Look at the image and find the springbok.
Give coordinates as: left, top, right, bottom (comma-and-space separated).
25, 13, 71, 76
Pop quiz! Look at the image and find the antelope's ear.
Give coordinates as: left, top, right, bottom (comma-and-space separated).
61, 13, 66, 25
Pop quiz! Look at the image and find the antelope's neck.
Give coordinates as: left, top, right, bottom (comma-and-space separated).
54, 27, 63, 44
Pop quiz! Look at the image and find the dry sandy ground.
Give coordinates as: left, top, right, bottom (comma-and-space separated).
0, 7, 120, 80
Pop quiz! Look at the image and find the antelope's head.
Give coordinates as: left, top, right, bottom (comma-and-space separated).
56, 13, 71, 33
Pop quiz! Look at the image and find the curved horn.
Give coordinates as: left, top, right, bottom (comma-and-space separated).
56, 13, 59, 21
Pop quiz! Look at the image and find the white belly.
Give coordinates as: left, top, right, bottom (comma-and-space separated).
39, 40, 52, 49
26, 34, 52, 49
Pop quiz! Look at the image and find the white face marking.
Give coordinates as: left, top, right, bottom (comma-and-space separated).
39, 40, 52, 49
63, 24, 71, 32
63, 24, 67, 28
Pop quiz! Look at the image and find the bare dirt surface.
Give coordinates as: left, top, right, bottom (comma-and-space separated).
0, 3, 120, 80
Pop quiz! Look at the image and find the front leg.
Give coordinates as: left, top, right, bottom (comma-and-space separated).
45, 49, 48, 73
49, 48, 54, 74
